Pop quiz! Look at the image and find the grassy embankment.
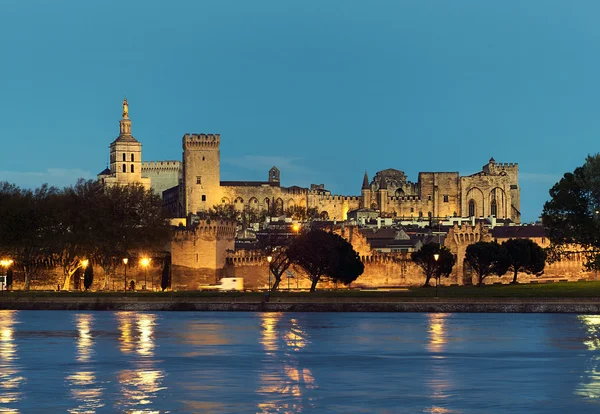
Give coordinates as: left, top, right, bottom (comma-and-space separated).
3, 281, 600, 299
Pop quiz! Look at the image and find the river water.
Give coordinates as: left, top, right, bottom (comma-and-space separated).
0, 311, 599, 413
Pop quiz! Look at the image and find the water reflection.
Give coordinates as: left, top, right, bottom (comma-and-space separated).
116, 313, 165, 413
257, 314, 316, 413
427, 313, 448, 354
575, 315, 600, 399
424, 314, 454, 413
67, 313, 103, 413
0, 310, 24, 411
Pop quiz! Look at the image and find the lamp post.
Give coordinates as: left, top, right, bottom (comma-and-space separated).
0, 259, 13, 294
123, 258, 128, 291
140, 257, 151, 290
433, 253, 440, 299
267, 255, 273, 291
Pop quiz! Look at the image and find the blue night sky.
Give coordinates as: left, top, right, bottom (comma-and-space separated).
1, 1, 598, 222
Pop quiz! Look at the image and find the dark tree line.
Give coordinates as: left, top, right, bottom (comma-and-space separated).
464, 240, 546, 286
0, 180, 170, 290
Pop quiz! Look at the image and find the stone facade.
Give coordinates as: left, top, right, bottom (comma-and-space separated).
161, 133, 520, 223
169, 219, 236, 289
96, 102, 521, 223
141, 160, 182, 197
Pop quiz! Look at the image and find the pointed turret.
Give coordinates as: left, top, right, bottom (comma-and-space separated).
362, 171, 370, 190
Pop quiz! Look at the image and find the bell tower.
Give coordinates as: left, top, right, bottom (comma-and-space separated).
100, 99, 151, 189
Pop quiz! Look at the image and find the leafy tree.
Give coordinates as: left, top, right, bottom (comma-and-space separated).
327, 236, 364, 286
258, 230, 296, 292
411, 242, 456, 287
464, 241, 510, 286
208, 204, 238, 221
503, 238, 547, 284
287, 229, 363, 292
542, 154, 600, 268
83, 265, 94, 291
161, 254, 171, 291
5, 268, 13, 289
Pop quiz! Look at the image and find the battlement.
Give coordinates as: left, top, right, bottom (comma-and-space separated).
226, 249, 266, 265
315, 194, 361, 201
182, 133, 221, 150
496, 162, 518, 168
389, 196, 422, 202
142, 160, 182, 172
173, 219, 236, 240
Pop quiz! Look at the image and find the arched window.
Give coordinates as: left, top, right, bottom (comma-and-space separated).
122, 153, 126, 162
131, 154, 134, 162
469, 200, 476, 217
122, 164, 126, 173
131, 164, 134, 173
491, 199, 497, 217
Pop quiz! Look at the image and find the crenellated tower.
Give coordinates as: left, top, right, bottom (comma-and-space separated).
182, 133, 221, 215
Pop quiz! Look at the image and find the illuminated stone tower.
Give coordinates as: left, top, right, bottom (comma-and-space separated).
98, 99, 151, 190
182, 133, 221, 215
360, 171, 371, 208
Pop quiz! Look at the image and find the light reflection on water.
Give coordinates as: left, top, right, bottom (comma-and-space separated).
576, 315, 600, 399
116, 313, 165, 413
0, 311, 599, 412
425, 313, 454, 414
257, 313, 316, 413
0, 310, 24, 412
67, 313, 104, 413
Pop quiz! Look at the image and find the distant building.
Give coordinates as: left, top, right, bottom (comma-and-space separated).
98, 101, 522, 225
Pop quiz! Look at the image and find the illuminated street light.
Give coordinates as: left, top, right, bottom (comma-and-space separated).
292, 223, 300, 233
267, 255, 273, 291
0, 259, 13, 293
123, 258, 129, 291
81, 259, 89, 269
433, 253, 440, 299
140, 257, 151, 290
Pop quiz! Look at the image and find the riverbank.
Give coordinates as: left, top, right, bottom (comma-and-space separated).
1, 295, 600, 312
2, 281, 600, 312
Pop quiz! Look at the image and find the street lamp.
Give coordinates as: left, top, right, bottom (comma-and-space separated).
123, 258, 129, 291
292, 223, 300, 234
267, 255, 273, 291
140, 257, 151, 290
433, 253, 440, 299
1, 259, 13, 293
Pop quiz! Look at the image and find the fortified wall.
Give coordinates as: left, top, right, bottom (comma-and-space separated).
170, 219, 236, 289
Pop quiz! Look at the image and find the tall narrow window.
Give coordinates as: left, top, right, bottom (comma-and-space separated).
122, 153, 126, 162
491, 200, 497, 217
443, 195, 449, 202
202, 195, 206, 201
131, 154, 134, 162
469, 200, 476, 217
196, 176, 201, 185
122, 164, 126, 173
131, 164, 134, 173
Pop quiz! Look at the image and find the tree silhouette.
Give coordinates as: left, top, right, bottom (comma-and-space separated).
287, 229, 363, 292
464, 241, 509, 286
83, 265, 94, 291
411, 242, 456, 287
503, 238, 546, 283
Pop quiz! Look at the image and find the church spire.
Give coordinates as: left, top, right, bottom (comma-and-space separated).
362, 171, 370, 190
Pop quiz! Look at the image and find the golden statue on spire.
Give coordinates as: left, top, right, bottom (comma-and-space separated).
122, 98, 129, 118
